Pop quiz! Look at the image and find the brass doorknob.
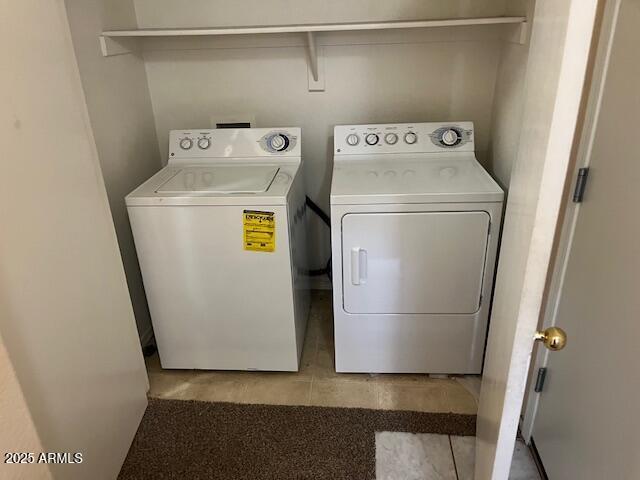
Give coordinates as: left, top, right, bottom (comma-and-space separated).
534, 327, 567, 351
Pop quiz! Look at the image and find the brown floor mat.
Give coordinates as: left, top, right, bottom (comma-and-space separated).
118, 398, 475, 480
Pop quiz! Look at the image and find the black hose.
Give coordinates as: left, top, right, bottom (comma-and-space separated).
305, 196, 332, 280
305, 195, 330, 227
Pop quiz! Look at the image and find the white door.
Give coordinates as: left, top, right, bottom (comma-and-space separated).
342, 211, 490, 314
529, 1, 640, 477
475, 0, 600, 478
0, 2, 148, 479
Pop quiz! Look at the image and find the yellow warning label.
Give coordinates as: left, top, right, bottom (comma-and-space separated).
243, 210, 275, 252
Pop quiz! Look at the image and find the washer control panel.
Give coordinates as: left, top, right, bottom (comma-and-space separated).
334, 122, 474, 154
168, 128, 300, 163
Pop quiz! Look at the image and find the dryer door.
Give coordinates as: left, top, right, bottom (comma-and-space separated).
342, 211, 490, 314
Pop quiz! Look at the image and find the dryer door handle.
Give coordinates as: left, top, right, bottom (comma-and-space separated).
350, 247, 368, 285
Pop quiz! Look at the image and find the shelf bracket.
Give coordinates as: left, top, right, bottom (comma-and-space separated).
306, 32, 325, 91
518, 21, 529, 45
99, 35, 137, 57
509, 21, 529, 45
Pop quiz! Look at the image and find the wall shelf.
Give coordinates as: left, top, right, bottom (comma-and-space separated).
102, 16, 526, 38
100, 16, 527, 91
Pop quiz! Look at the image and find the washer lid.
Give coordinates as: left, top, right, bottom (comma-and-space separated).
126, 163, 298, 207
156, 165, 279, 194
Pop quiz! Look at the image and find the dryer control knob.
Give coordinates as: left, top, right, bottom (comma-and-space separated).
365, 133, 379, 145
346, 134, 360, 146
404, 132, 418, 144
269, 134, 289, 151
441, 129, 459, 146
384, 133, 399, 145
179, 138, 193, 150
197, 137, 211, 150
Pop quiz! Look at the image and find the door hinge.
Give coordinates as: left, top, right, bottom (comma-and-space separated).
534, 367, 548, 393
572, 167, 590, 203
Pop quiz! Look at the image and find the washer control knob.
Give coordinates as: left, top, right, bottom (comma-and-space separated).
441, 129, 459, 146
179, 137, 193, 150
197, 137, 211, 150
384, 133, 399, 145
269, 134, 289, 151
365, 133, 379, 146
404, 132, 418, 145
346, 133, 360, 146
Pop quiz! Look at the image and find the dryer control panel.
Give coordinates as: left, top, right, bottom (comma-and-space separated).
334, 122, 474, 155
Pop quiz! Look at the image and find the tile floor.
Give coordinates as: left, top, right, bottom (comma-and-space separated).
145, 290, 479, 414
376, 433, 540, 480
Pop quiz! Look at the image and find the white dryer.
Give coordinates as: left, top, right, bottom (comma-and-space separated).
126, 128, 309, 371
330, 122, 504, 374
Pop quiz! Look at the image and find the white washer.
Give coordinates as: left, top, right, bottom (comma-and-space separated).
126, 128, 309, 371
330, 122, 504, 374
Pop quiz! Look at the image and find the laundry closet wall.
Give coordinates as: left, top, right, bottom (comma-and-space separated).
65, 0, 160, 343
487, 0, 535, 188
131, 0, 529, 279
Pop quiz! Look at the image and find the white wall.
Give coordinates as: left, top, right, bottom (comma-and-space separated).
134, 0, 510, 28
0, 0, 148, 477
64, 0, 161, 344
487, 0, 535, 188
0, 332, 51, 480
